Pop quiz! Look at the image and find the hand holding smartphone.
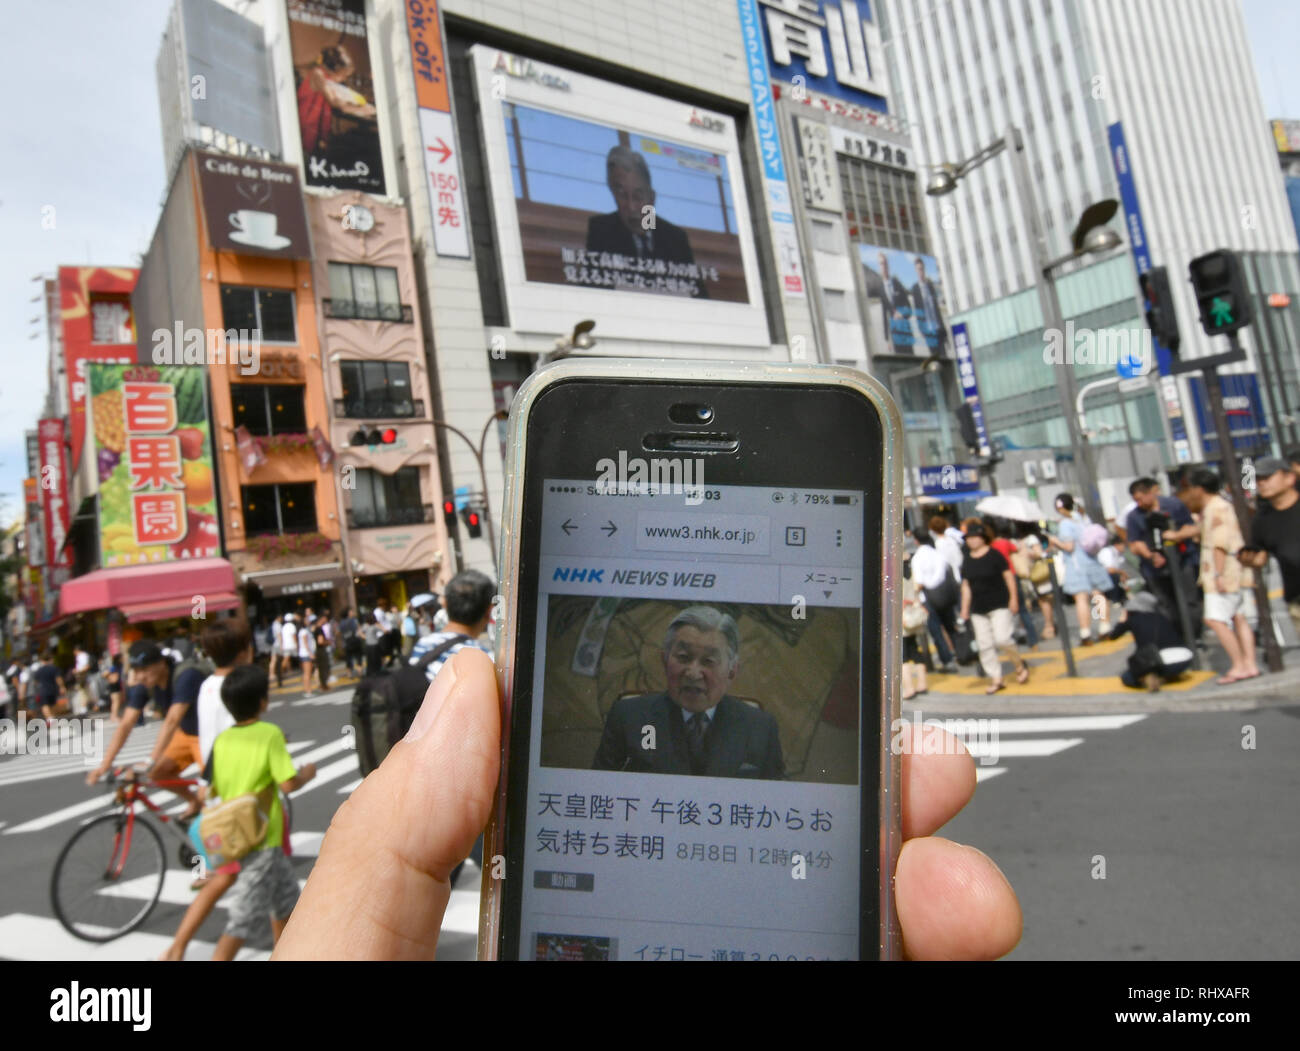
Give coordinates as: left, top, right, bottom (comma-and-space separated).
479, 359, 904, 961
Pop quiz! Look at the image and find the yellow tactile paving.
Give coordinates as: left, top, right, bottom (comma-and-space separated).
924, 634, 1217, 695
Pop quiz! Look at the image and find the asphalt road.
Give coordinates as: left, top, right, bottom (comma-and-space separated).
0, 675, 481, 962
2, 679, 1295, 961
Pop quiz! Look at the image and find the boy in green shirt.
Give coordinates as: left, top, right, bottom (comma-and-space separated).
209, 664, 315, 961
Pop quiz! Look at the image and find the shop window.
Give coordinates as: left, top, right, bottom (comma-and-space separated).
327, 263, 405, 321
337, 361, 417, 418
220, 286, 296, 343
349, 467, 426, 528
231, 384, 308, 436
242, 482, 317, 536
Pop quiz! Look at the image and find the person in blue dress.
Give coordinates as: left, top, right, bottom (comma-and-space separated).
1047, 493, 1113, 645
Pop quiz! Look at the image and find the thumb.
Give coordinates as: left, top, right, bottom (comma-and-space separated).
274, 647, 501, 960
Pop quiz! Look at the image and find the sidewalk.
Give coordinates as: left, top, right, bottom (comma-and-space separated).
908, 630, 1300, 714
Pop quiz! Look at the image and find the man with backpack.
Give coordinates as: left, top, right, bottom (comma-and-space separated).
351, 571, 495, 778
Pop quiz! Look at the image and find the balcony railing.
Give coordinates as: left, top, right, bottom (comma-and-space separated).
346, 503, 435, 529
322, 298, 413, 323
333, 397, 425, 420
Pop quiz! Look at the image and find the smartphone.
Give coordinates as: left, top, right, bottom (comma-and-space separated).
479, 359, 903, 961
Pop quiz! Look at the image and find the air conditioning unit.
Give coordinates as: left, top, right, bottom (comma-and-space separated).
1023, 460, 1038, 485
1039, 458, 1058, 480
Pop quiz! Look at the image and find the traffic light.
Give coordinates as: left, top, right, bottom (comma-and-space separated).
1138, 266, 1180, 352
349, 427, 398, 446
442, 498, 458, 537
956, 402, 979, 451
1187, 249, 1254, 336
461, 506, 482, 539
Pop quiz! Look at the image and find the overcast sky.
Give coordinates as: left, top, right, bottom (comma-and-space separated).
1, 0, 1298, 523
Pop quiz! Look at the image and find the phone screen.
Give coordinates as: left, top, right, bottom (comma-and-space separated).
495, 379, 888, 961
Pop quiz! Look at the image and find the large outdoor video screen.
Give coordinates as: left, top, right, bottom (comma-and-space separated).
471, 46, 770, 349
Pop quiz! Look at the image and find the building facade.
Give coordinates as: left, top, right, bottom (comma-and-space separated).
132, 147, 350, 623
305, 190, 452, 611
879, 0, 1300, 512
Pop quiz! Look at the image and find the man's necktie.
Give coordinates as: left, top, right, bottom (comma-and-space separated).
686, 713, 709, 775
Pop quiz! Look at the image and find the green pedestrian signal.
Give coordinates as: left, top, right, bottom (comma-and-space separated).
1188, 250, 1253, 336
1209, 296, 1234, 327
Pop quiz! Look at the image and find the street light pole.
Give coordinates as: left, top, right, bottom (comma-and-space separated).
432, 411, 508, 578
1001, 127, 1106, 525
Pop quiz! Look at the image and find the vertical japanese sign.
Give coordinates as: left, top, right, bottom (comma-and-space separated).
738, 0, 806, 298
88, 364, 222, 568
1108, 121, 1190, 463
24, 477, 45, 570
951, 323, 991, 458
59, 266, 139, 473
38, 419, 73, 570
403, 0, 470, 258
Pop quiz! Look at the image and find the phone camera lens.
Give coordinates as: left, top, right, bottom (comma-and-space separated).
669, 403, 714, 426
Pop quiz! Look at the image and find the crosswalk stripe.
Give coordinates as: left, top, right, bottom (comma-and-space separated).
92, 869, 308, 910
290, 736, 356, 766
3, 792, 119, 834
964, 737, 1084, 759
337, 778, 363, 795
975, 767, 1007, 782
290, 831, 325, 857
0, 913, 270, 962
289, 756, 358, 797
291, 688, 352, 707
942, 715, 1148, 735
0, 747, 157, 788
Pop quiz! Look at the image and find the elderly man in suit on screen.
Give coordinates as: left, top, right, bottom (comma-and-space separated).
593, 605, 783, 779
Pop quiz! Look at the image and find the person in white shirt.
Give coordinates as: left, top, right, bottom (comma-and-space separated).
195, 619, 253, 771
298, 612, 317, 697
269, 615, 284, 688
911, 527, 961, 671
280, 614, 298, 686
928, 515, 964, 578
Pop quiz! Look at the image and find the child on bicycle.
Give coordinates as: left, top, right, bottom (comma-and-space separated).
207, 664, 314, 960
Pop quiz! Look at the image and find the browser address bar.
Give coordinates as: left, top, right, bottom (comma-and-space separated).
634, 511, 771, 554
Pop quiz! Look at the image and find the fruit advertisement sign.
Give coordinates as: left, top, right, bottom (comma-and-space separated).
88, 363, 221, 568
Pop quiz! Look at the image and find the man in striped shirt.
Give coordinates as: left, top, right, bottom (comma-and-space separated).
408, 570, 496, 682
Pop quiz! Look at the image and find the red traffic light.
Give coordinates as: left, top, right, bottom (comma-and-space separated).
381, 428, 397, 444
443, 500, 455, 515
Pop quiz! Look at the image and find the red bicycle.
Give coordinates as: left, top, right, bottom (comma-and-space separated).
49, 767, 294, 941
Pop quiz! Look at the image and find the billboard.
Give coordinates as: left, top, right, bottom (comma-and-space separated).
754, 0, 889, 112
58, 267, 140, 473
195, 150, 311, 258
402, 0, 470, 259
88, 364, 222, 569
1188, 373, 1272, 459
38, 419, 72, 570
859, 243, 949, 358
24, 478, 44, 570
471, 46, 769, 347
286, 0, 387, 194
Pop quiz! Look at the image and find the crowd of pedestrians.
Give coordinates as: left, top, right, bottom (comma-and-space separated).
900, 449, 1300, 692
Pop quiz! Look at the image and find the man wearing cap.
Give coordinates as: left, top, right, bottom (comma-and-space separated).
1239, 456, 1300, 639
86, 641, 211, 817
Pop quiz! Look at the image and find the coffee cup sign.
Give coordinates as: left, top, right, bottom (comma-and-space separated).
196, 150, 309, 258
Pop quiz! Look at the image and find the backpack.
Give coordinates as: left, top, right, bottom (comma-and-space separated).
198, 785, 275, 866
349, 634, 469, 776
1080, 522, 1109, 557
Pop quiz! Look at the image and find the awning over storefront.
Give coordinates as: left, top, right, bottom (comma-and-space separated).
245, 564, 349, 599
59, 557, 239, 623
